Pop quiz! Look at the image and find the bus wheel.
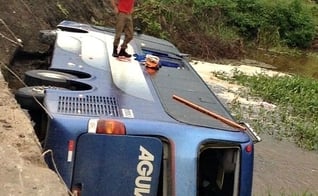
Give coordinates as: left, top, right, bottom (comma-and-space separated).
24, 69, 78, 87
15, 86, 66, 110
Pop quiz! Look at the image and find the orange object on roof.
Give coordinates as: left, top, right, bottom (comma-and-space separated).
145, 54, 160, 69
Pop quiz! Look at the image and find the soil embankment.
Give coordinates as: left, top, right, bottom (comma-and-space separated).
0, 73, 68, 194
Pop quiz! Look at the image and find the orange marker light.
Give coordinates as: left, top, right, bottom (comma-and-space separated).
96, 119, 126, 135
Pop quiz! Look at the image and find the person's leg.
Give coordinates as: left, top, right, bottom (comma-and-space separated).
113, 13, 126, 57
119, 14, 134, 57
121, 14, 134, 49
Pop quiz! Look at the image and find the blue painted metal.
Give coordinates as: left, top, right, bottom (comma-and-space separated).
41, 20, 257, 196
72, 135, 162, 196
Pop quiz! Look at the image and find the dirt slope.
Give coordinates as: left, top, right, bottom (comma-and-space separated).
0, 1, 318, 195
0, 74, 68, 195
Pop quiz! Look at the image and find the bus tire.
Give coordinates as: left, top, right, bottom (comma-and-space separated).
24, 69, 78, 87
15, 86, 66, 110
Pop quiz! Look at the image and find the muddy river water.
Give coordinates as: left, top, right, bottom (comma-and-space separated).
245, 49, 318, 79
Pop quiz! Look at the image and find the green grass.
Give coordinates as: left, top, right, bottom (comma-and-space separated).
216, 70, 318, 151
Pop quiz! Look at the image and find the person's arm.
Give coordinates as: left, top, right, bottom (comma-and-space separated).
110, 0, 118, 13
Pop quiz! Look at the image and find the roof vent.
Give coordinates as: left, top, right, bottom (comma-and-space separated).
57, 95, 120, 116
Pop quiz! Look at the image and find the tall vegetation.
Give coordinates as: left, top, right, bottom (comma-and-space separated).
135, 0, 318, 59
220, 0, 317, 48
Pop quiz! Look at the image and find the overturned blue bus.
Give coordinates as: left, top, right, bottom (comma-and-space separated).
15, 20, 261, 196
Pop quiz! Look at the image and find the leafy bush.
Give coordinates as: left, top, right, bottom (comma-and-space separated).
135, 0, 317, 58
135, 0, 244, 59
222, 0, 316, 48
270, 0, 316, 48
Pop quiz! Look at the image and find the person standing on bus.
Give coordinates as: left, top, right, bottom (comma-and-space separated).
110, 0, 135, 58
